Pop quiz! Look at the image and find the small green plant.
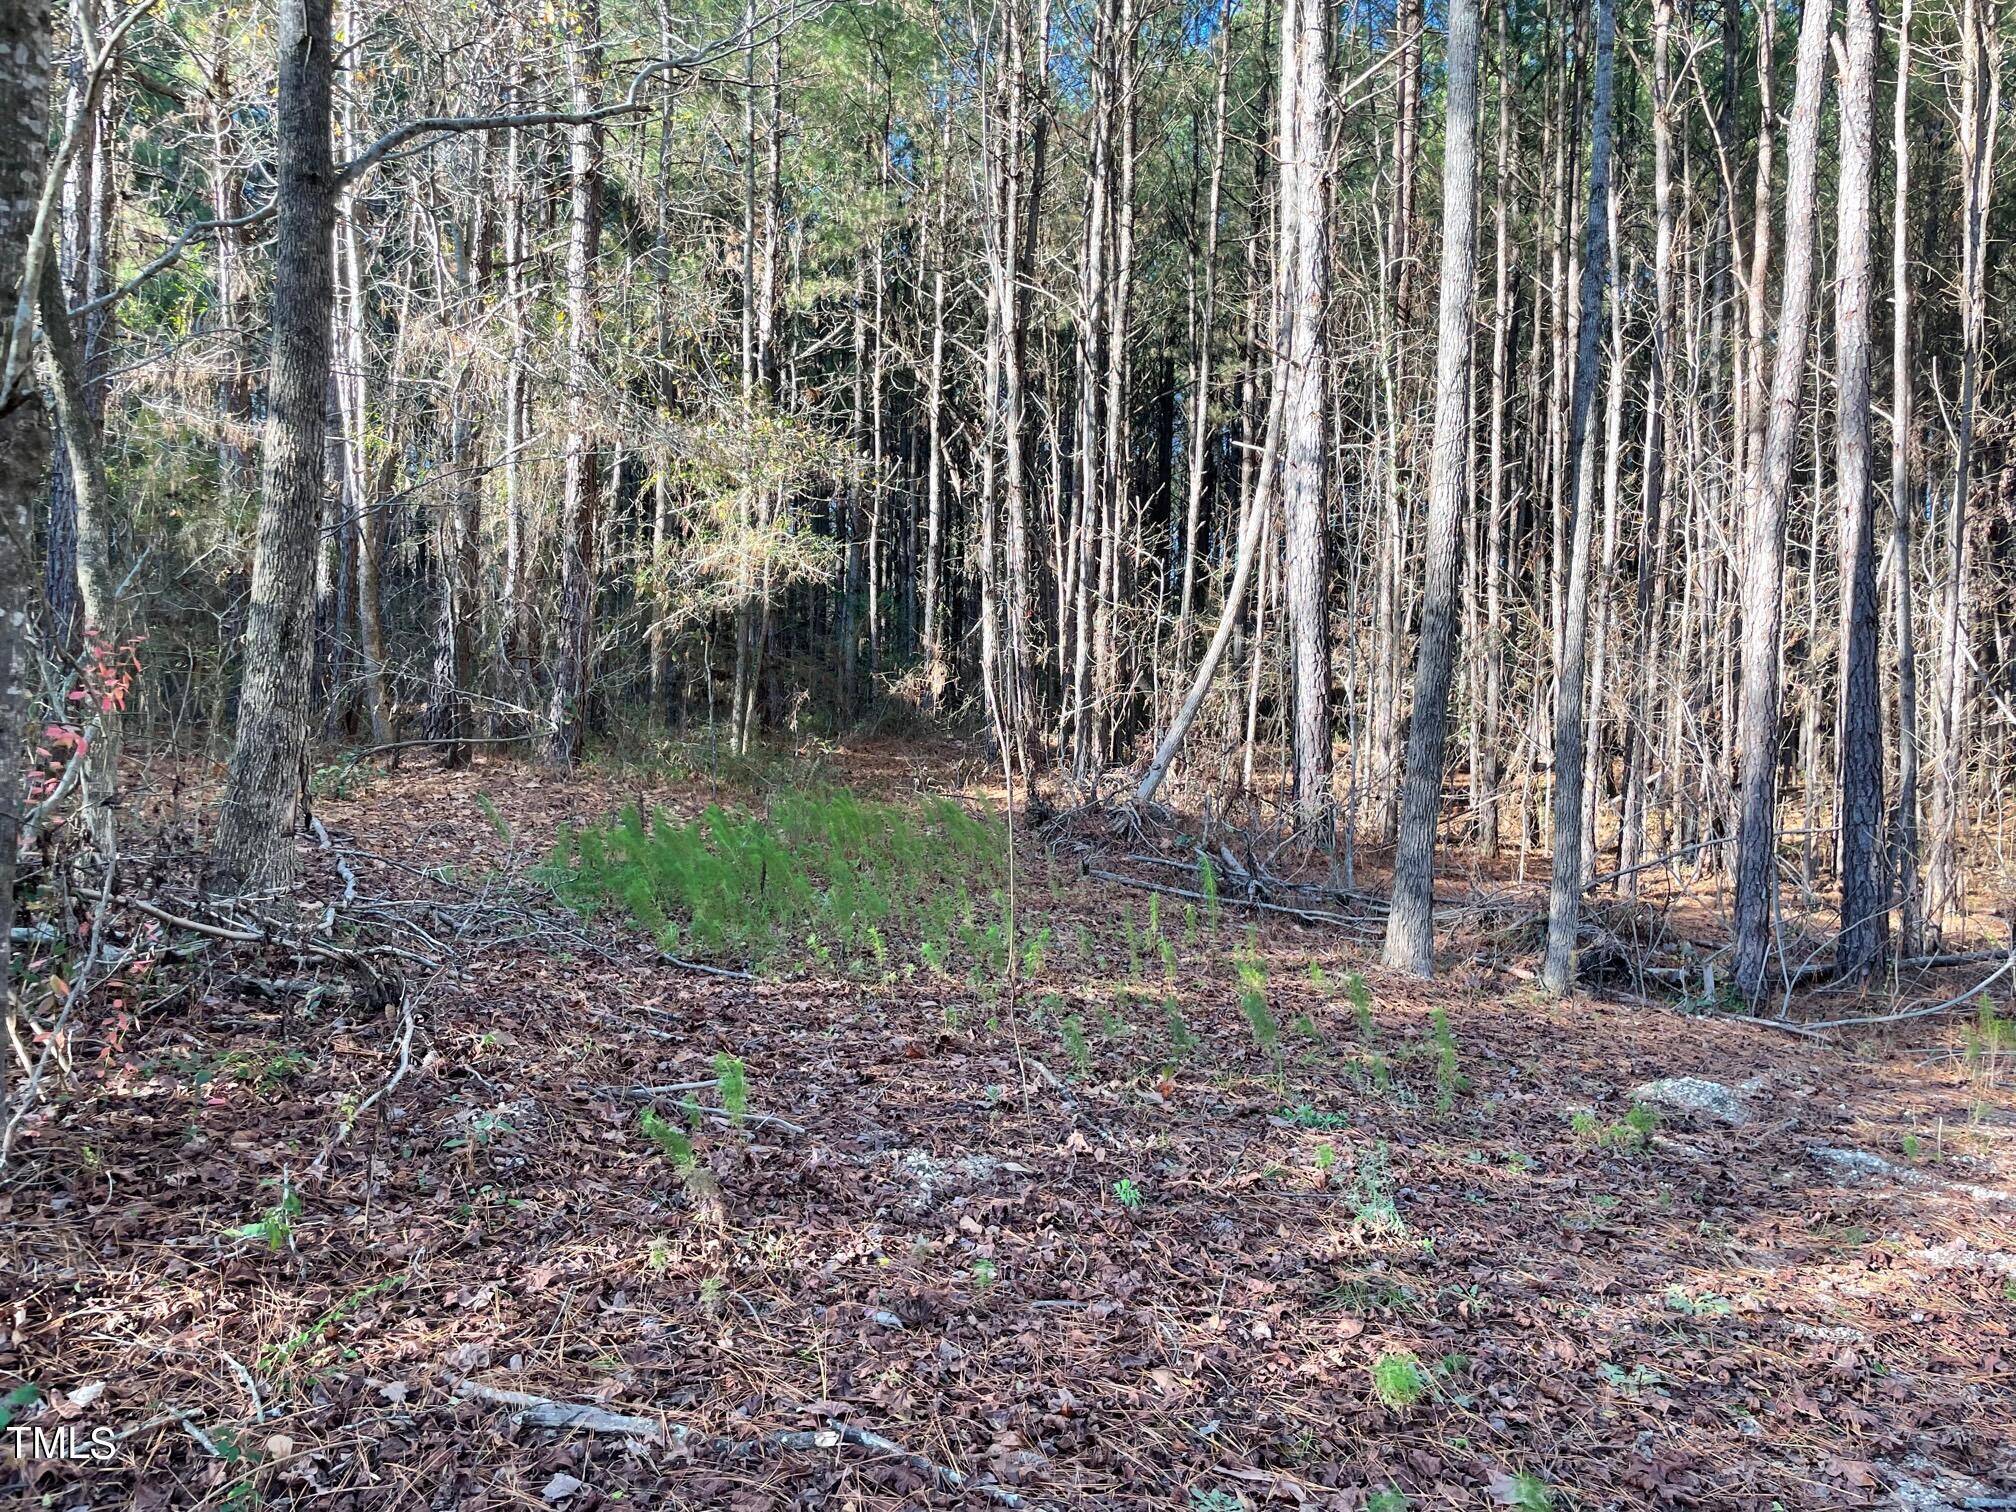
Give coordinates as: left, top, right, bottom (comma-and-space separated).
712, 1053, 749, 1126
232, 1179, 303, 1252
0, 1383, 41, 1432
641, 1107, 697, 1170
972, 1258, 998, 1290
475, 791, 512, 843
1428, 1004, 1465, 1112
1496, 1472, 1556, 1510
1197, 853, 1221, 931
1282, 1102, 1351, 1130
1113, 1177, 1144, 1211
1315, 1143, 1338, 1178
1365, 1491, 1411, 1512
1964, 997, 2014, 1087
1571, 1102, 1657, 1150
260, 1275, 403, 1370
308, 760, 374, 801
1901, 1131, 1925, 1158
1598, 1361, 1665, 1398
220, 1048, 310, 1097
1236, 948, 1276, 1056
1370, 1349, 1430, 1408
1162, 996, 1198, 1057
1351, 1142, 1407, 1238
1345, 971, 1375, 1038
1188, 1490, 1242, 1512
1183, 902, 1198, 943
1661, 1285, 1732, 1317
1061, 1016, 1092, 1078
1022, 926, 1052, 978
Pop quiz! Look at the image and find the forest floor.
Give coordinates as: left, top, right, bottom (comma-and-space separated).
4, 736, 2015, 1511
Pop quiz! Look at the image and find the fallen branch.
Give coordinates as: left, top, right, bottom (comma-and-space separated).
604, 1084, 808, 1135
309, 981, 421, 1178
1088, 868, 1380, 934
454, 1380, 674, 1441
660, 953, 757, 981
1797, 948, 2016, 1031
452, 1378, 1041, 1507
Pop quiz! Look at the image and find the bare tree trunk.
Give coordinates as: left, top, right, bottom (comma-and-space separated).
1175, 7, 1234, 686
1383, 0, 1480, 975
498, 57, 533, 693
547, 0, 604, 763
1137, 379, 1286, 804
1479, 0, 1512, 860
1889, 0, 1922, 950
0, 0, 54, 1132
1731, 0, 1832, 1003
1833, 0, 1885, 978
922, 104, 951, 711
214, 0, 337, 887
335, 140, 392, 747
426, 361, 479, 767
1620, 0, 1676, 894
1540, 0, 1615, 996
1279, 0, 1331, 832
1925, 0, 2000, 940
35, 257, 119, 848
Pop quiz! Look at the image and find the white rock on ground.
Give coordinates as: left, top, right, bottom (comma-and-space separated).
1628, 1076, 1753, 1127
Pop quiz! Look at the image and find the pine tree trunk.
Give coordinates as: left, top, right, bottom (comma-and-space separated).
1925, 0, 2000, 941
1731, 0, 1833, 1002
1889, 0, 1922, 951
1833, 0, 1885, 978
547, 0, 604, 764
0, 0, 53, 1131
214, 0, 337, 888
1279, 0, 1332, 833
1383, 0, 1480, 975
1540, 0, 1616, 995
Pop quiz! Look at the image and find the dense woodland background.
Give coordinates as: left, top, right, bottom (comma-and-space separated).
9, 3, 2016, 1502
1, 0, 2014, 1002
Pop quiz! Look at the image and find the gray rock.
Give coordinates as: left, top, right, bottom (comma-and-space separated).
1629, 1076, 1752, 1127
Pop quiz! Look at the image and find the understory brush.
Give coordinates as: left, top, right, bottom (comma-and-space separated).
545, 787, 1003, 972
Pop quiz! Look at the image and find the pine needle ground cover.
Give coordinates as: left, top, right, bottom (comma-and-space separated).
546, 788, 1005, 973
5, 751, 2013, 1510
